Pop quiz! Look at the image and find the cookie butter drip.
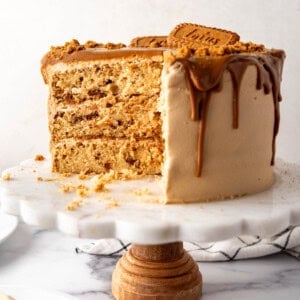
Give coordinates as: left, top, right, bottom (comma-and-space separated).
194, 85, 222, 176
179, 50, 285, 176
227, 62, 248, 129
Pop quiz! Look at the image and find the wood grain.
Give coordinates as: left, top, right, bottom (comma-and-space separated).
112, 242, 202, 299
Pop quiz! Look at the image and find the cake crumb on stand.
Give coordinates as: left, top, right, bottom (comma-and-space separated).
34, 154, 45, 161
66, 199, 85, 211
1, 172, 11, 181
76, 185, 90, 197
106, 201, 119, 209
0, 292, 15, 300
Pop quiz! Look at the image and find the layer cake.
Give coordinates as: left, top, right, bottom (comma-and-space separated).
41, 23, 285, 203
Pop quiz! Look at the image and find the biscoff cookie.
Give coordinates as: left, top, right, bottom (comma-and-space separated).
130, 36, 168, 48
168, 23, 240, 49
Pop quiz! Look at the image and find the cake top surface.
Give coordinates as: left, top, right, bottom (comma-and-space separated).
44, 40, 126, 62
41, 23, 280, 66
41, 23, 285, 83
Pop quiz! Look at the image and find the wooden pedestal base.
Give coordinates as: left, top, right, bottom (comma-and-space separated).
112, 242, 202, 299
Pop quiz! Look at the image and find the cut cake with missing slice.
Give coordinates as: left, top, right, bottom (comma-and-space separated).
41, 23, 285, 203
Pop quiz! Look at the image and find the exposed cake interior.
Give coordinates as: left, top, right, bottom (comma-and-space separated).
45, 48, 164, 175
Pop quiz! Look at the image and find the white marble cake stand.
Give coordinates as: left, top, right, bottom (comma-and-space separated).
1, 158, 300, 299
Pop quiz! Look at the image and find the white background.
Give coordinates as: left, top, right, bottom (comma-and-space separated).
0, 0, 299, 171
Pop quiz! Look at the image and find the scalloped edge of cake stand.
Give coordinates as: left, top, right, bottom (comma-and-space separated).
0, 158, 299, 244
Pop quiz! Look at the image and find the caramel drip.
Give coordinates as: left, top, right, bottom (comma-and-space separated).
195, 93, 209, 176
227, 62, 248, 129
258, 52, 285, 165
179, 50, 285, 176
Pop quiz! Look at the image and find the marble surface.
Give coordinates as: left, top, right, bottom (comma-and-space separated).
0, 221, 299, 300
1, 159, 300, 244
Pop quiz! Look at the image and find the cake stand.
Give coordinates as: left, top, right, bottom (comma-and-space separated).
1, 158, 300, 299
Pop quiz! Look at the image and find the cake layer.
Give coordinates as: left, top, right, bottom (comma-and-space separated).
49, 95, 161, 141
45, 54, 163, 105
51, 138, 163, 175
